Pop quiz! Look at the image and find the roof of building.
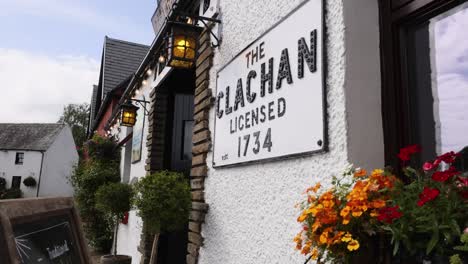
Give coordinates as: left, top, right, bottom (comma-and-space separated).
0, 123, 66, 151
101, 37, 150, 99
90, 84, 99, 121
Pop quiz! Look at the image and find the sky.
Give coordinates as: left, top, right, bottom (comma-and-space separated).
0, 0, 156, 123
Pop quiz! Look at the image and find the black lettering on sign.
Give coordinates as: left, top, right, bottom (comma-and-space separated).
252, 131, 261, 154
251, 108, 259, 127
260, 105, 267, 122
225, 86, 233, 115
216, 91, 224, 119
278, 97, 286, 118
268, 101, 275, 121
263, 128, 273, 152
260, 58, 274, 97
234, 78, 245, 111
259, 42, 266, 59
298, 29, 317, 79
276, 48, 293, 90
237, 128, 274, 157
246, 70, 257, 103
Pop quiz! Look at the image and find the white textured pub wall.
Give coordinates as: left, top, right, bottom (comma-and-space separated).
116, 67, 173, 264
199, 0, 350, 263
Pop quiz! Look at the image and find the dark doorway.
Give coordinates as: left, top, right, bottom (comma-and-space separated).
11, 176, 21, 189
156, 69, 195, 264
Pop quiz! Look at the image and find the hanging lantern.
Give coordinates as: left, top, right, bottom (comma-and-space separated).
120, 101, 139, 127
165, 22, 201, 69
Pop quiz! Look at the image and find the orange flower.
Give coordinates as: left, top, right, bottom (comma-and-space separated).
311, 247, 319, 260
319, 231, 328, 244
354, 169, 367, 178
347, 239, 360, 251
340, 206, 350, 217
341, 233, 352, 242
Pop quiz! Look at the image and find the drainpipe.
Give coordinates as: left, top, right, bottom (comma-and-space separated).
36, 151, 45, 197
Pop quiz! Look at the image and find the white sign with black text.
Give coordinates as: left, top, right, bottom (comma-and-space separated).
213, 0, 325, 167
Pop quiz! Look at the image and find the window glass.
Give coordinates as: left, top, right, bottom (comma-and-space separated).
431, 4, 468, 154
15, 153, 24, 165
182, 120, 194, 160
405, 3, 468, 161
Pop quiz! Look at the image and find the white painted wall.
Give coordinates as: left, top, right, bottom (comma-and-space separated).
0, 150, 43, 197
116, 66, 172, 263
198, 0, 384, 263
39, 126, 78, 197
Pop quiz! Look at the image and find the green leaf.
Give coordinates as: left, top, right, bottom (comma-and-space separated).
393, 240, 400, 256
426, 230, 439, 255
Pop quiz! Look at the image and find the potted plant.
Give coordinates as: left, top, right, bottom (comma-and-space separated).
381, 146, 468, 263
0, 177, 6, 191
294, 145, 468, 263
294, 166, 399, 263
23, 176, 37, 187
95, 182, 134, 264
133, 170, 191, 262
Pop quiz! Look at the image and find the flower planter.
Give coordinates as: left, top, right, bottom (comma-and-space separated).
100, 255, 132, 264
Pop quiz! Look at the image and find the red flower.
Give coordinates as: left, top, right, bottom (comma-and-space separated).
417, 187, 440, 207
457, 177, 468, 199
423, 162, 437, 171
434, 151, 460, 166
121, 211, 129, 225
432, 167, 459, 182
398, 145, 421, 162
377, 205, 403, 224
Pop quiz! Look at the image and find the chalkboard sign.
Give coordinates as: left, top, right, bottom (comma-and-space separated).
0, 197, 91, 264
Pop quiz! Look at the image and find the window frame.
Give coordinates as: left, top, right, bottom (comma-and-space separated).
379, 0, 465, 168
15, 152, 24, 165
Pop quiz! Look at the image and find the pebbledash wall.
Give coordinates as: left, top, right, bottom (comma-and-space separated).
197, 0, 384, 263
115, 66, 173, 263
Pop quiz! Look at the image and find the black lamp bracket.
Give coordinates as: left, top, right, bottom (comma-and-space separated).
169, 8, 222, 48
129, 99, 150, 115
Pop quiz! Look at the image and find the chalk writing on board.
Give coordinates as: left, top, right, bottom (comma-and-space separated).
14, 221, 78, 264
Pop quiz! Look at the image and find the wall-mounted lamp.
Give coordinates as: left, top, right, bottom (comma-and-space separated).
119, 99, 150, 127
165, 22, 201, 69
163, 10, 222, 69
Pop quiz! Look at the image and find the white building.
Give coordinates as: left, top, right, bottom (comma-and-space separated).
0, 124, 78, 198
99, 0, 468, 263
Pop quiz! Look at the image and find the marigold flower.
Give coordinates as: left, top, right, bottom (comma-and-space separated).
341, 233, 352, 242
307, 183, 321, 193
347, 239, 360, 251
311, 247, 319, 260
372, 169, 384, 176
354, 169, 367, 178
340, 206, 350, 217
319, 232, 328, 244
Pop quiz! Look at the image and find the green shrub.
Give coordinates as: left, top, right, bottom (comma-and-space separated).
0, 177, 6, 191
0, 188, 23, 199
86, 135, 120, 161
96, 182, 133, 219
70, 136, 121, 252
134, 171, 191, 234
96, 182, 133, 256
23, 176, 37, 187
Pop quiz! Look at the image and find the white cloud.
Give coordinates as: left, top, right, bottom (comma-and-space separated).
433, 4, 468, 153
0, 48, 99, 123
0, 0, 153, 43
